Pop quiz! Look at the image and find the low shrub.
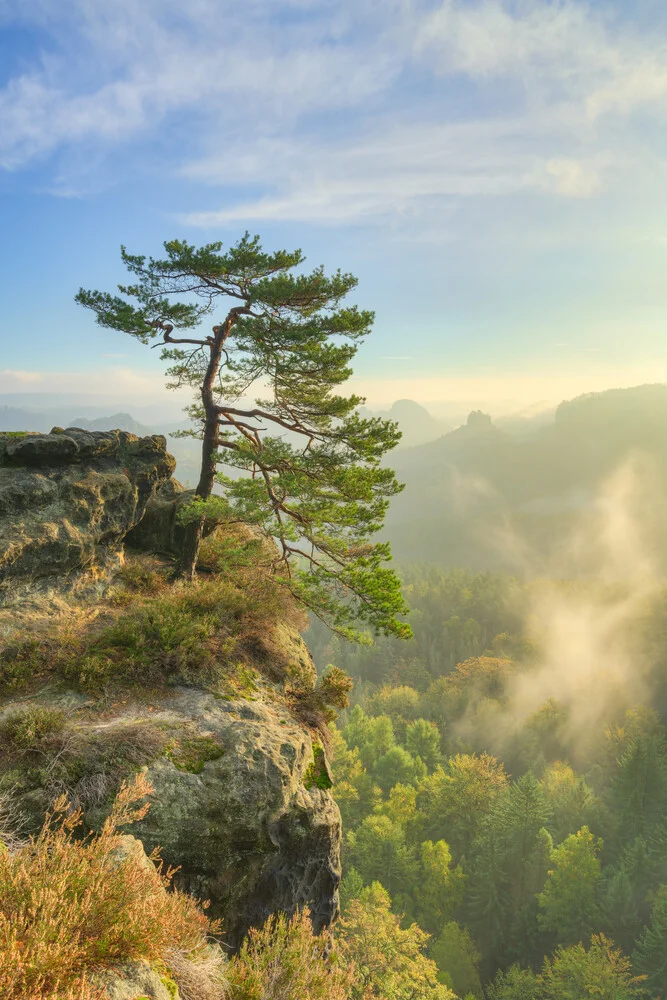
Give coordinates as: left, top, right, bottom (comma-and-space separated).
115, 556, 172, 595
304, 745, 333, 791
290, 665, 353, 743
225, 909, 355, 1000
0, 773, 219, 1000
0, 568, 306, 699
0, 705, 66, 751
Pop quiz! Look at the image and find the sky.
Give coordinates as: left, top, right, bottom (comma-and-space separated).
2, 0, 667, 415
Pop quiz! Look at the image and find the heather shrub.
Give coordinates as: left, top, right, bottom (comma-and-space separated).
0, 772, 219, 1000
0, 704, 66, 751
115, 555, 172, 595
225, 909, 356, 1000
290, 665, 353, 740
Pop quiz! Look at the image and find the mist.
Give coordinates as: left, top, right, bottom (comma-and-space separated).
453, 454, 667, 764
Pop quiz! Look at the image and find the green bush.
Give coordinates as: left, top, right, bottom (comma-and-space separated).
0, 706, 66, 751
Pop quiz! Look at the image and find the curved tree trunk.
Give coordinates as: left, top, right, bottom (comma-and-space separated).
179, 326, 227, 580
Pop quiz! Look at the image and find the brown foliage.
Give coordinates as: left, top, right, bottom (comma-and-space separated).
0, 773, 218, 1000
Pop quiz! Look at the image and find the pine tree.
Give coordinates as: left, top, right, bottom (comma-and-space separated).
633, 887, 667, 996
77, 234, 410, 639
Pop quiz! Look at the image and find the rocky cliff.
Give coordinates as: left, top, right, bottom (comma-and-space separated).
0, 428, 342, 950
0, 428, 176, 605
2, 682, 341, 948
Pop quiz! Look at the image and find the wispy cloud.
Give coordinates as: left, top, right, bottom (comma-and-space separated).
2, 0, 667, 232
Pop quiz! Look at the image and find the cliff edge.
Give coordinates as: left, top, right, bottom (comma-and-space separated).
0, 428, 342, 948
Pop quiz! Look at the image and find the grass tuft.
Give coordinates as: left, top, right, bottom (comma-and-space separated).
303, 745, 333, 792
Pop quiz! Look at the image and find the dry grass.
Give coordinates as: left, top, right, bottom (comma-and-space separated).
0, 792, 25, 852
167, 945, 229, 1000
0, 706, 171, 811
0, 564, 307, 700
0, 772, 219, 1000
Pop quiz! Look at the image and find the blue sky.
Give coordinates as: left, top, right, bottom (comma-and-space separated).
2, 0, 667, 415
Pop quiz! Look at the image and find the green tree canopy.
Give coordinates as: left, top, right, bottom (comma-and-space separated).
539, 934, 646, 999
338, 882, 456, 1000
538, 827, 603, 946
430, 921, 483, 999
632, 886, 667, 996
76, 234, 410, 640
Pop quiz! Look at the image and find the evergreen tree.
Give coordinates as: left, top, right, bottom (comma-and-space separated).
611, 732, 667, 849
601, 837, 654, 955
77, 234, 410, 639
406, 719, 443, 772
633, 887, 667, 996
538, 827, 603, 946
430, 922, 483, 998
465, 820, 512, 974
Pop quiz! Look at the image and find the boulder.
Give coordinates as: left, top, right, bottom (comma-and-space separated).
93, 960, 178, 1000
3, 681, 341, 950
0, 429, 176, 605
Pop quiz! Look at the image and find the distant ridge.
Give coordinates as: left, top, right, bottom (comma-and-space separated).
69, 412, 154, 436
385, 383, 667, 571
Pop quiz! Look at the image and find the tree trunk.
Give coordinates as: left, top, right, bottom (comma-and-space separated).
179, 317, 233, 579
181, 519, 204, 582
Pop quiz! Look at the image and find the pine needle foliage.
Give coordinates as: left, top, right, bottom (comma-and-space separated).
76, 233, 411, 641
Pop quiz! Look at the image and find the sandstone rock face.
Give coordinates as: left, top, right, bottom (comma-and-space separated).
125, 478, 198, 556
3, 682, 341, 949
0, 429, 176, 605
129, 689, 341, 947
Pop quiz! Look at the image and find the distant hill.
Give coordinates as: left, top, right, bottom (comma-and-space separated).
386, 384, 667, 572
370, 399, 451, 448
6, 385, 667, 570
69, 412, 154, 436
0, 406, 54, 432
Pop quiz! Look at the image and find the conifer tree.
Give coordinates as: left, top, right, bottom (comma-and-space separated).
633, 888, 667, 996
76, 234, 410, 639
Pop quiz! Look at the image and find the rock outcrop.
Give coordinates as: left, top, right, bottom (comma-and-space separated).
0, 426, 342, 953
125, 478, 199, 556
93, 960, 178, 1000
2, 680, 341, 949
0, 429, 176, 605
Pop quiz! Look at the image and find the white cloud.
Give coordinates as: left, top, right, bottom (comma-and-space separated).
0, 369, 45, 385
0, 366, 170, 399
180, 119, 615, 227
0, 0, 400, 171
2, 0, 667, 231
